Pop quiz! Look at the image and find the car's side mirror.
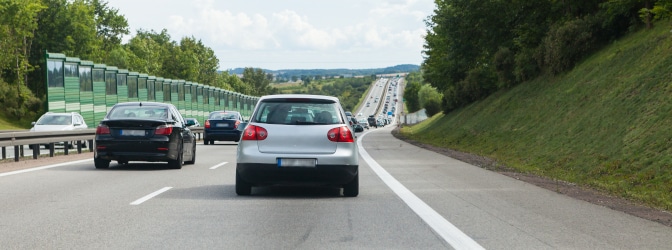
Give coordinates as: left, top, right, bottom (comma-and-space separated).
237, 122, 248, 131
31, 122, 36, 126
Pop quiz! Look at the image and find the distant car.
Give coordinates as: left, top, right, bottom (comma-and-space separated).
367, 116, 378, 128
30, 112, 89, 148
203, 111, 244, 145
235, 94, 359, 197
185, 118, 200, 127
358, 118, 369, 129
93, 102, 196, 169
345, 111, 353, 125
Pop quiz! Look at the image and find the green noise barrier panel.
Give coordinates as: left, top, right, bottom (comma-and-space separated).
45, 52, 258, 127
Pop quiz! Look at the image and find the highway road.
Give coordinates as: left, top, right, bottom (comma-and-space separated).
1, 78, 671, 249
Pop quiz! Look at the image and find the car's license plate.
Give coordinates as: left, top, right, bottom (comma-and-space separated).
216, 123, 229, 127
121, 129, 145, 136
277, 158, 316, 167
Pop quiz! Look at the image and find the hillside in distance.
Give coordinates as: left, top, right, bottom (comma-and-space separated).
227, 64, 419, 77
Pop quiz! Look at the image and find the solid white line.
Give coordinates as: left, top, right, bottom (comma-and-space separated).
0, 159, 93, 177
130, 187, 172, 205
210, 162, 228, 169
358, 131, 484, 250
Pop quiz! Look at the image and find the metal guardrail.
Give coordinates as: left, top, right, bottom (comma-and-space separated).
0, 127, 204, 162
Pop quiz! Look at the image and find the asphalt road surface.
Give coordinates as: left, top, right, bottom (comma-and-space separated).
1, 79, 671, 249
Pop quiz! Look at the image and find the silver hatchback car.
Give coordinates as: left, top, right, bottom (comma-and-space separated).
236, 94, 359, 197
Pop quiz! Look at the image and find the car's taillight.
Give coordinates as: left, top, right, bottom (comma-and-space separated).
242, 125, 268, 141
234, 120, 241, 129
204, 120, 211, 128
155, 125, 173, 135
327, 126, 354, 143
96, 125, 110, 135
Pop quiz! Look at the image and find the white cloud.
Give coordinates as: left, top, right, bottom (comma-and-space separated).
108, 0, 435, 69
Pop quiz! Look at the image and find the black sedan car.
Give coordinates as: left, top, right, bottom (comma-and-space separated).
94, 102, 196, 169
203, 111, 244, 145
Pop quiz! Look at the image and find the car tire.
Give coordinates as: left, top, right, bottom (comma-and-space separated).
209, 140, 215, 145
236, 172, 252, 195
343, 174, 359, 197
168, 150, 183, 169
94, 157, 110, 169
203, 139, 209, 145
184, 144, 196, 165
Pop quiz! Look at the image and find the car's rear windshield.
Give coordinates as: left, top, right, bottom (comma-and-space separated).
108, 106, 169, 119
208, 112, 239, 120
252, 99, 342, 125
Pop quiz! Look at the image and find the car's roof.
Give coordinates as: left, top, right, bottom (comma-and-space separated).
209, 110, 240, 114
258, 94, 339, 102
42, 112, 76, 116
112, 101, 173, 107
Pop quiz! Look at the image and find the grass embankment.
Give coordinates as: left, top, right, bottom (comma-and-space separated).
0, 112, 29, 130
400, 24, 672, 210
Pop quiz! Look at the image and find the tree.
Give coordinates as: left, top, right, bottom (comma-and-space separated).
88, 0, 128, 61
242, 67, 274, 96
0, 0, 45, 86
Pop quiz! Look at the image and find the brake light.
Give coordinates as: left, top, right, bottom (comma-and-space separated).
205, 120, 211, 128
96, 125, 110, 135
327, 126, 354, 143
242, 125, 268, 141
155, 125, 173, 135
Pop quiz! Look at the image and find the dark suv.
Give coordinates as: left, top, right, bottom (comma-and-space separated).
367, 115, 377, 128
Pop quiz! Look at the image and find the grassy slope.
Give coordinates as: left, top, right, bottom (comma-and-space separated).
0, 112, 29, 130
401, 23, 672, 210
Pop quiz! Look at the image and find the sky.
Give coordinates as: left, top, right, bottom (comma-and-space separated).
105, 0, 436, 71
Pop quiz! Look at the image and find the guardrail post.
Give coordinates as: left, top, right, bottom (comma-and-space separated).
88, 139, 93, 151
77, 141, 82, 154
1, 147, 5, 159
14, 145, 19, 162
20, 145, 24, 158
32, 144, 39, 159
63, 141, 69, 155
49, 143, 55, 157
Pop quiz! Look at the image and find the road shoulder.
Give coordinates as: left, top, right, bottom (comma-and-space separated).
391, 128, 672, 228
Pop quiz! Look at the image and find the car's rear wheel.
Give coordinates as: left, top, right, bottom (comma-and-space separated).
94, 157, 110, 169
236, 172, 252, 195
168, 150, 183, 169
203, 139, 209, 145
184, 144, 196, 165
343, 174, 359, 197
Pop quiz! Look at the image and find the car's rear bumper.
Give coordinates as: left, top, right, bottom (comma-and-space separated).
204, 130, 241, 141
94, 140, 179, 162
237, 163, 358, 186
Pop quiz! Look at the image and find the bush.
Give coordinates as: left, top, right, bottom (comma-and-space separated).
542, 16, 598, 74
424, 98, 442, 117
0, 80, 43, 124
493, 47, 516, 88
514, 47, 542, 82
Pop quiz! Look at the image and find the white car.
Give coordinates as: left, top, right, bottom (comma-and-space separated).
30, 112, 89, 148
235, 94, 359, 197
